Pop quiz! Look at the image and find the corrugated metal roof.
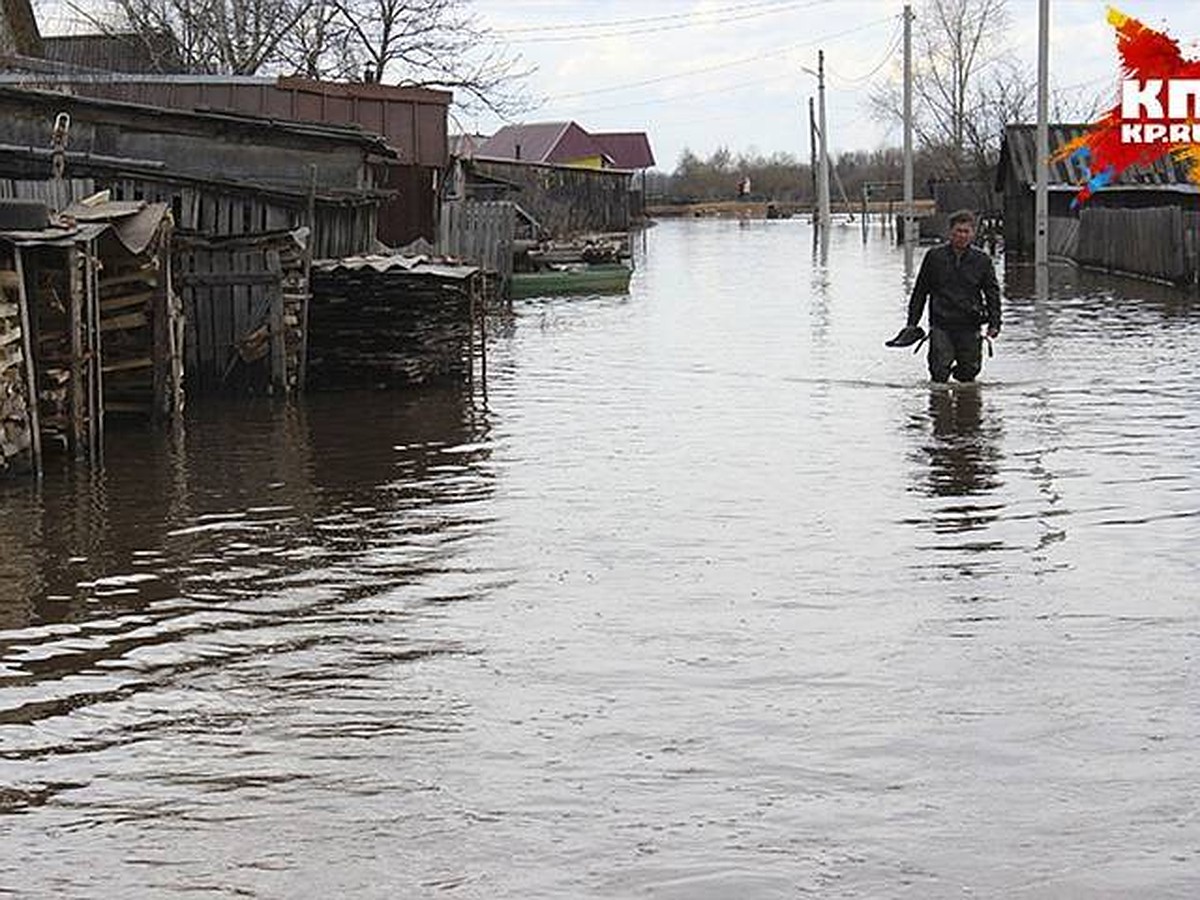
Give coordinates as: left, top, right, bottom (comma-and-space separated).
999, 123, 1194, 192
313, 254, 478, 280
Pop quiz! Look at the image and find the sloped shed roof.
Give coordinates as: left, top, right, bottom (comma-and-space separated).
997, 123, 1197, 193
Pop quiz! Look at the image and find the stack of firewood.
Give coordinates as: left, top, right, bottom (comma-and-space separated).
0, 269, 31, 472
100, 260, 158, 415
307, 264, 477, 389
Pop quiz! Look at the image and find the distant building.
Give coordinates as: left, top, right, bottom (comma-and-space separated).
996, 122, 1200, 256
41, 32, 186, 74
476, 122, 656, 173
478, 122, 614, 169
0, 0, 41, 57
591, 132, 656, 171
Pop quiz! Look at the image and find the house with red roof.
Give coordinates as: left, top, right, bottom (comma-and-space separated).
477, 121, 654, 172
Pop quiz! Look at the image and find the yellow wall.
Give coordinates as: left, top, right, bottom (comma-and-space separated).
562, 155, 606, 170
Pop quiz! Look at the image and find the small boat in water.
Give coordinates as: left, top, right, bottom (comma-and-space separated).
508, 262, 633, 299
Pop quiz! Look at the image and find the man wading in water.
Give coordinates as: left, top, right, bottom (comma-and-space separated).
887, 209, 1001, 382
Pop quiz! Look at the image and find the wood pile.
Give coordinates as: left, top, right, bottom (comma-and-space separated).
0, 268, 32, 473
307, 262, 479, 389
31, 254, 83, 452
99, 258, 158, 415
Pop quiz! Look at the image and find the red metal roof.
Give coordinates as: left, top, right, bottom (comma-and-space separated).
478, 121, 621, 166
478, 122, 572, 162
592, 132, 655, 170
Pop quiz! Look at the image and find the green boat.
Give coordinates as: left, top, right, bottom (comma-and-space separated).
508, 263, 632, 300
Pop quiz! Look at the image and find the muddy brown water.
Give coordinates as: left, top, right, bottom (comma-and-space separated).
2, 219, 1199, 898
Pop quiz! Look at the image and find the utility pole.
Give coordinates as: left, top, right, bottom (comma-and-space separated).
817, 50, 831, 233
1035, 0, 1050, 300
902, 5, 914, 280
808, 97, 817, 216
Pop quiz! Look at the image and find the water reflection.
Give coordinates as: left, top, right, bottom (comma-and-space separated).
6, 220, 1200, 898
917, 385, 1004, 532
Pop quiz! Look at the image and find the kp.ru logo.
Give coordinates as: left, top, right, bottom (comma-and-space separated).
1057, 6, 1200, 205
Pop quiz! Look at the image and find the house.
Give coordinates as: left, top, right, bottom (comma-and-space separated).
996, 123, 1200, 257
478, 122, 615, 169
1, 0, 450, 248
0, 68, 452, 247
460, 121, 656, 237
592, 132, 656, 171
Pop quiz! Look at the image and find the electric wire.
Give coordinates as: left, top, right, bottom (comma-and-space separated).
543, 15, 895, 102
494, 0, 816, 35
501, 1, 838, 44
824, 15, 903, 85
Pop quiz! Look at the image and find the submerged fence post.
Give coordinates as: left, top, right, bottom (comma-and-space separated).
14, 247, 42, 478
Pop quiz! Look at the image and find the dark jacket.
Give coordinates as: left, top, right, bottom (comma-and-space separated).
907, 243, 1001, 332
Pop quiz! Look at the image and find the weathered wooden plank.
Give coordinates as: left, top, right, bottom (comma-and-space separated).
100, 275, 158, 296
101, 290, 154, 312
175, 271, 283, 286
100, 311, 148, 332
14, 248, 40, 475
103, 356, 153, 374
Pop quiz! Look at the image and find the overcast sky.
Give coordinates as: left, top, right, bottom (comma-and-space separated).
35, 0, 1200, 172
467, 0, 1198, 170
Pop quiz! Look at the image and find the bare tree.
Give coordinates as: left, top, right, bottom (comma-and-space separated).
68, 0, 532, 117
322, 0, 533, 115
279, 0, 360, 79
69, 0, 316, 74
870, 0, 1011, 178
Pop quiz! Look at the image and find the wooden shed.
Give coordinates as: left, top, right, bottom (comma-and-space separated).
997, 123, 1200, 257
463, 158, 633, 239
0, 197, 181, 477
0, 73, 450, 246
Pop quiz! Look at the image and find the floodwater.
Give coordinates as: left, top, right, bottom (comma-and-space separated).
2, 218, 1199, 899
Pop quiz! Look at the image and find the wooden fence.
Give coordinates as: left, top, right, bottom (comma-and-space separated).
0, 178, 95, 211
1048, 216, 1079, 259
439, 200, 514, 287
1075, 206, 1195, 284
176, 230, 308, 395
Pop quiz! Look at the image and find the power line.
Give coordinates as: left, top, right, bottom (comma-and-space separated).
494, 0, 811, 35
543, 15, 896, 102
502, 1, 837, 44
538, 71, 796, 116
824, 15, 903, 85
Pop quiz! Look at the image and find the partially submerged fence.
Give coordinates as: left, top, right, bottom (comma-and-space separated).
439, 200, 514, 288
175, 230, 308, 395
1074, 206, 1198, 285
